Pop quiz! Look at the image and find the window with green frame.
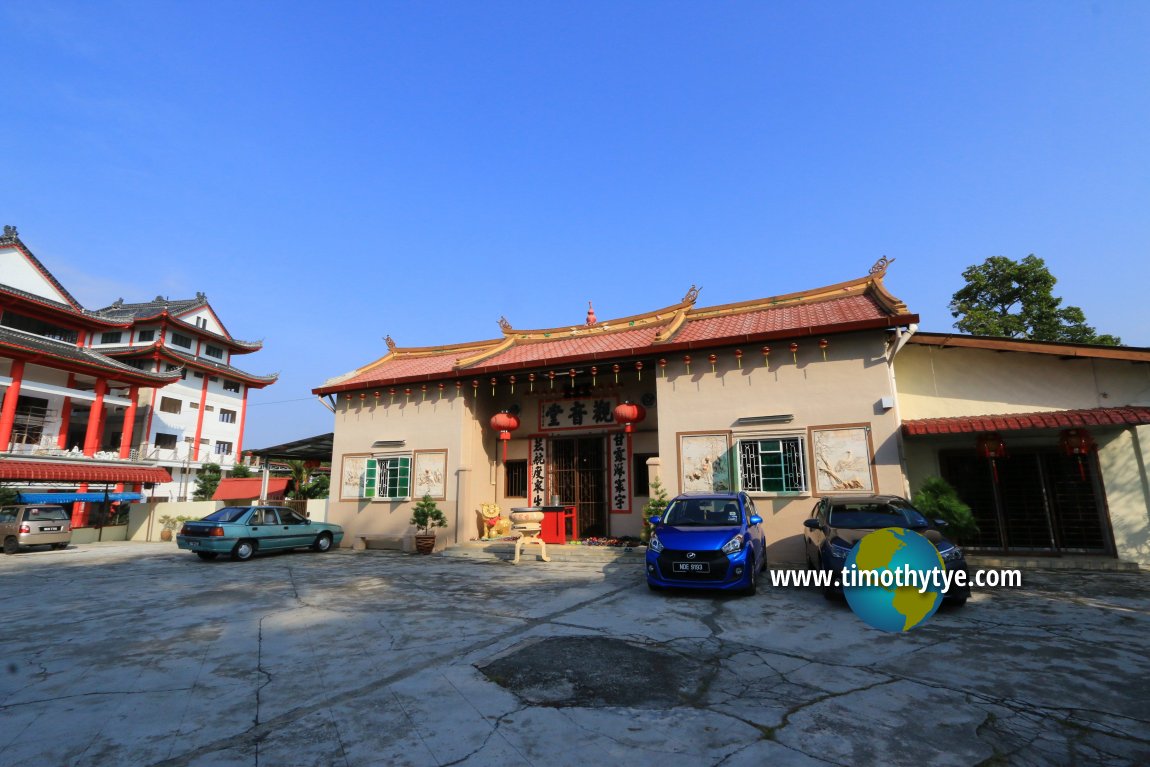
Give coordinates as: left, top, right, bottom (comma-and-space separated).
361, 456, 411, 500
738, 437, 808, 493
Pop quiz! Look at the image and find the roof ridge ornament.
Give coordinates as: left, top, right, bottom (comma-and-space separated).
586, 301, 597, 326
385, 335, 397, 352
498, 316, 512, 332
682, 285, 700, 305
869, 256, 895, 276
1, 224, 17, 241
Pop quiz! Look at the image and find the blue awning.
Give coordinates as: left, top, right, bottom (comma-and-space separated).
16, 492, 144, 503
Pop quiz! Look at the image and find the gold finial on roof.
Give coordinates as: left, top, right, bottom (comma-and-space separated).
385, 335, 397, 351
498, 316, 512, 332
586, 301, 597, 326
682, 285, 700, 305
869, 256, 895, 276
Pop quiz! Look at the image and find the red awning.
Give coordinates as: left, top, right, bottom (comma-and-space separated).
212, 477, 291, 501
902, 406, 1150, 436
0, 460, 172, 483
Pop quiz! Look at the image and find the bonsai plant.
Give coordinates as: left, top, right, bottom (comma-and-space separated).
410, 494, 448, 554
158, 515, 180, 542
912, 476, 979, 543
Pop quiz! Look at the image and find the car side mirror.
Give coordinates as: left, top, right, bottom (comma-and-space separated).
749, 515, 763, 526
802, 518, 821, 530
648, 515, 662, 527
934, 519, 949, 529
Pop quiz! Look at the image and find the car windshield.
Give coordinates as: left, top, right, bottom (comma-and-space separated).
663, 498, 742, 526
200, 507, 252, 523
828, 501, 929, 529
26, 507, 70, 521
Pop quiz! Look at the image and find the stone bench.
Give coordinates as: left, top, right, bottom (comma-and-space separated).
352, 535, 406, 552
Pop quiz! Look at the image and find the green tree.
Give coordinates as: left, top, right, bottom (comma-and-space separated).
410, 494, 448, 534
640, 476, 670, 544
284, 460, 329, 500
192, 463, 222, 501
949, 255, 1120, 345
0, 486, 19, 506
912, 477, 979, 543
229, 463, 253, 478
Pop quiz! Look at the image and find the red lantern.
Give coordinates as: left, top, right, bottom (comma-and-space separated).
509, 375, 516, 394
612, 363, 620, 383
790, 342, 799, 363
438, 382, 445, 399
683, 354, 692, 374
819, 338, 829, 361
591, 366, 598, 386
358, 392, 365, 402
389, 387, 397, 404
529, 372, 536, 392
635, 360, 643, 380
548, 370, 556, 389
472, 379, 479, 398
404, 388, 412, 401
490, 411, 521, 463
761, 346, 771, 366
490, 377, 497, 396
708, 353, 717, 373
1060, 429, 1096, 481
977, 432, 1007, 483
420, 383, 427, 400
734, 349, 743, 368
613, 401, 646, 433
658, 358, 667, 377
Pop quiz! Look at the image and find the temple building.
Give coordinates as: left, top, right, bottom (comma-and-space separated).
314, 258, 1150, 566
0, 226, 276, 520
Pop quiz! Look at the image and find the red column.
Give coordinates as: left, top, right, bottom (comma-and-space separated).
0, 360, 25, 451
235, 385, 250, 457
57, 373, 76, 448
191, 372, 210, 461
82, 378, 108, 456
119, 385, 140, 458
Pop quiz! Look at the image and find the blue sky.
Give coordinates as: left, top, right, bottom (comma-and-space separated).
3, 1, 1148, 448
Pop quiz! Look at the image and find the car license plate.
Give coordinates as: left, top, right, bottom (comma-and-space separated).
673, 561, 709, 573
41, 526, 61, 532
187, 540, 199, 549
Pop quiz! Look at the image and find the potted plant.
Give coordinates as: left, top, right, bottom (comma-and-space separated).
410, 494, 448, 554
158, 515, 179, 542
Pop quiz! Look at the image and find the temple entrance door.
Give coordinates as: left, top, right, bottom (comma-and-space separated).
549, 437, 608, 538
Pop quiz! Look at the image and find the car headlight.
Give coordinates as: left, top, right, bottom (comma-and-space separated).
940, 545, 964, 563
721, 536, 743, 555
828, 540, 852, 559
648, 533, 664, 553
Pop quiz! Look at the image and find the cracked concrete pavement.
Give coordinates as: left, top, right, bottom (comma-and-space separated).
1, 543, 1148, 766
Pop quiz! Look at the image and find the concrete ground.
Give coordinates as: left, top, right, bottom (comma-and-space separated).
1, 543, 1147, 767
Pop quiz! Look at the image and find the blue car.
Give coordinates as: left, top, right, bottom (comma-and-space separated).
177, 505, 344, 561
646, 491, 767, 595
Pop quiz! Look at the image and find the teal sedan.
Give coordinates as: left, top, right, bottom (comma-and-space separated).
176, 506, 344, 561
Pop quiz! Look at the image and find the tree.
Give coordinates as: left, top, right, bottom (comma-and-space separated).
640, 476, 670, 544
193, 463, 222, 501
949, 255, 1120, 345
286, 460, 329, 500
229, 463, 253, 478
912, 477, 979, 543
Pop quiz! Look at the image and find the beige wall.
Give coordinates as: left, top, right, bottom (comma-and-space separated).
326, 393, 477, 551
656, 331, 904, 563
896, 345, 1150, 418
896, 344, 1150, 565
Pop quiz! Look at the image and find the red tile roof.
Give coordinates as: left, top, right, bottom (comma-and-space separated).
0, 461, 173, 483
314, 263, 917, 394
212, 477, 290, 500
902, 406, 1150, 436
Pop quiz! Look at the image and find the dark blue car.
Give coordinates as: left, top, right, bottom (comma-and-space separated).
803, 494, 970, 604
646, 491, 767, 595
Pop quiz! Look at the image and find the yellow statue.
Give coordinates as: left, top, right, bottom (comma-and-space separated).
479, 504, 510, 539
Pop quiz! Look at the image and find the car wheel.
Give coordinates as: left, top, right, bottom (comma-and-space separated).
231, 540, 256, 561
312, 532, 333, 552
3, 537, 17, 555
948, 596, 968, 607
743, 555, 758, 596
195, 551, 219, 561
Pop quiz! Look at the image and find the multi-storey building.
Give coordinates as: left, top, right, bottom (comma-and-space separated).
0, 226, 276, 515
